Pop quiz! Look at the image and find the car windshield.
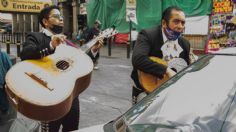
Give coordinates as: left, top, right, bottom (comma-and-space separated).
111, 54, 236, 132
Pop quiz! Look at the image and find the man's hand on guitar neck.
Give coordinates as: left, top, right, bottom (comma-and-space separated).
166, 67, 176, 77
51, 34, 67, 49
91, 38, 104, 53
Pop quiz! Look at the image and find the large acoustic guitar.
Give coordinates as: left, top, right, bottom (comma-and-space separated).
138, 56, 187, 93
5, 28, 117, 121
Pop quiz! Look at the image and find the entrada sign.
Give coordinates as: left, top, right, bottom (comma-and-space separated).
0, 0, 52, 13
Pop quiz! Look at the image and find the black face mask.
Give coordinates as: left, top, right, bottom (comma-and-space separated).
50, 24, 63, 34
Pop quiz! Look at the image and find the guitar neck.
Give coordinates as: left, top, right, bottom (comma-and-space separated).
80, 37, 100, 52
80, 28, 117, 52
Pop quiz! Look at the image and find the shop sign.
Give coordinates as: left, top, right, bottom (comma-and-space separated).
58, 0, 67, 2
0, 0, 52, 13
213, 0, 233, 14
207, 0, 236, 53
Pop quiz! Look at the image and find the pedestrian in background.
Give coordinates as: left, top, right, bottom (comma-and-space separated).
0, 49, 12, 117
0, 48, 15, 132
85, 20, 102, 70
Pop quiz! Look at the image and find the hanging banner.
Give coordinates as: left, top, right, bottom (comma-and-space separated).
0, 0, 52, 13
206, 0, 236, 53
126, 0, 137, 24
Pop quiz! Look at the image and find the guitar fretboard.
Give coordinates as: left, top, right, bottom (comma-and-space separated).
80, 28, 117, 52
80, 37, 100, 52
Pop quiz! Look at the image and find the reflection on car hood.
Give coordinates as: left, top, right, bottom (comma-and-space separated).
208, 47, 236, 55
124, 55, 236, 132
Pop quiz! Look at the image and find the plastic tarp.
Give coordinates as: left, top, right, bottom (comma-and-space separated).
86, 0, 129, 33
162, 0, 212, 17
86, 0, 212, 33
114, 33, 129, 44
135, 0, 162, 31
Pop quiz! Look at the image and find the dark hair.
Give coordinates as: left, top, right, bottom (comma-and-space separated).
38, 5, 60, 28
162, 6, 183, 23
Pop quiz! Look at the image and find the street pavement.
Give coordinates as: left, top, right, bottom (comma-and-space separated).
0, 42, 133, 131
80, 44, 133, 129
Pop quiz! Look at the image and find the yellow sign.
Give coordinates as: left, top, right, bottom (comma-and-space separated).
126, 0, 136, 8
0, 0, 52, 13
213, 0, 233, 13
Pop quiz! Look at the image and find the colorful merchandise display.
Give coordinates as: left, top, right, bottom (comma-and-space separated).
207, 0, 236, 52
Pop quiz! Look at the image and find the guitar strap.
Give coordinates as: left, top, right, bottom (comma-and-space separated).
64, 39, 79, 48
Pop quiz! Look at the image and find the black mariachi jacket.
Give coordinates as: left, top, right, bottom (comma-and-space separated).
20, 32, 97, 61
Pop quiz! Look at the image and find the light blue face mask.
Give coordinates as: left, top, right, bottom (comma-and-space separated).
164, 26, 182, 41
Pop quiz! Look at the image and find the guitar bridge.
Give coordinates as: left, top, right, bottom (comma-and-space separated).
25, 72, 53, 91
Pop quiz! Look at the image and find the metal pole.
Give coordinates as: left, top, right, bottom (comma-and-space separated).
6, 32, 11, 54
16, 32, 21, 57
127, 19, 132, 59
108, 37, 111, 56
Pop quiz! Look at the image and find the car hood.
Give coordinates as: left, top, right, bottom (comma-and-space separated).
208, 47, 236, 55
123, 55, 236, 132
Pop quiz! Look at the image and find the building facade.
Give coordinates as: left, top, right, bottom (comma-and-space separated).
1, 0, 86, 40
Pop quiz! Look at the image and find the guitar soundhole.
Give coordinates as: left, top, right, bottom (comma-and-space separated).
56, 60, 70, 70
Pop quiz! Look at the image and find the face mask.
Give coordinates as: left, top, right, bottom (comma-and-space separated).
164, 26, 182, 41
50, 24, 63, 34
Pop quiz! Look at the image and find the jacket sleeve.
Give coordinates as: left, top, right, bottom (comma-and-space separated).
185, 39, 191, 65
179, 37, 191, 65
20, 33, 53, 60
132, 30, 167, 79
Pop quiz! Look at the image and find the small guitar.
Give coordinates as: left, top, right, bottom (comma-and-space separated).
138, 56, 187, 93
80, 28, 118, 52
5, 28, 117, 121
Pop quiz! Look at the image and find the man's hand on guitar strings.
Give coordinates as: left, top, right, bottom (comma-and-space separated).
51, 34, 67, 49
91, 37, 104, 52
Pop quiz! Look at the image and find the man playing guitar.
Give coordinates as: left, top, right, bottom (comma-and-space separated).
131, 6, 191, 105
20, 5, 103, 132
